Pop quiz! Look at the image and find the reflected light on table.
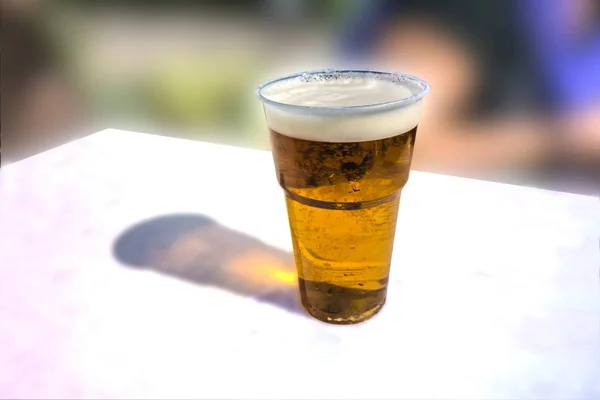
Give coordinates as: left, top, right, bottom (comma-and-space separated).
113, 213, 304, 316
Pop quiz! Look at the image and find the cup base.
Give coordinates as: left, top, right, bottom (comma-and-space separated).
302, 298, 386, 325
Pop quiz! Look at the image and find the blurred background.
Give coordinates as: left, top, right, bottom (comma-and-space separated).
2, 0, 599, 195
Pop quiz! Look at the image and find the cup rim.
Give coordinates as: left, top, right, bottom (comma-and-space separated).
255, 68, 430, 115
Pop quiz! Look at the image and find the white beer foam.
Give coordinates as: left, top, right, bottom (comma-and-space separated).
261, 74, 422, 142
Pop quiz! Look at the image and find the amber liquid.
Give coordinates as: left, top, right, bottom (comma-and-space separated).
270, 126, 417, 324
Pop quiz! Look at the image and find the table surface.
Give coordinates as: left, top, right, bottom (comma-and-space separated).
0, 129, 599, 400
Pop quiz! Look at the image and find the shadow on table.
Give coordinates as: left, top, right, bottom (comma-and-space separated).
113, 213, 305, 316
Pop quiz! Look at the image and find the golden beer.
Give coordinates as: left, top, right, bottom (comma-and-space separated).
257, 70, 429, 324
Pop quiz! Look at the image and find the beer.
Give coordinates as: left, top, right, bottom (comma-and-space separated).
257, 70, 428, 324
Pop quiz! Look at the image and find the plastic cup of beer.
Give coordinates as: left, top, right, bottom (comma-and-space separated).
256, 69, 429, 324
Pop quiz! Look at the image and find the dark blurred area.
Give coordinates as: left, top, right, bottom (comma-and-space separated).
1, 0, 599, 195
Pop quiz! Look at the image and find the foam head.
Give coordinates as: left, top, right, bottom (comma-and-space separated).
257, 70, 429, 142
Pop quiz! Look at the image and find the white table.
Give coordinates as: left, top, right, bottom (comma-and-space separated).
1, 129, 599, 400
